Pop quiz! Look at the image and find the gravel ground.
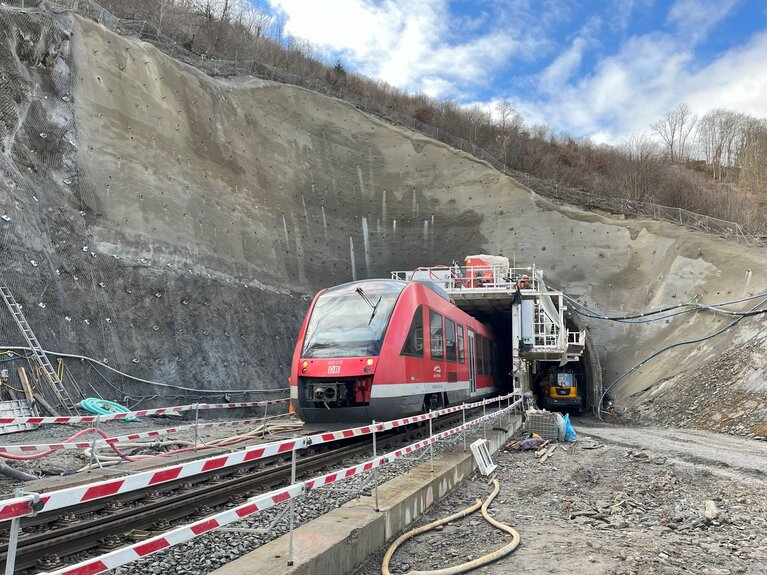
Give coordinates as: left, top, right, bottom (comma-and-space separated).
103, 415, 507, 574
351, 420, 767, 575
0, 410, 293, 495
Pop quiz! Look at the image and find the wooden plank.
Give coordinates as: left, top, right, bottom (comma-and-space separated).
33, 392, 61, 417
18, 367, 35, 402
540, 444, 558, 463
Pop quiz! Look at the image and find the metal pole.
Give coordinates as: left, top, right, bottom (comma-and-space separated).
462, 406, 467, 452
483, 401, 487, 439
89, 415, 102, 470
4, 488, 22, 575
287, 433, 298, 567
193, 403, 200, 451
261, 401, 269, 438
372, 421, 379, 512
428, 410, 433, 473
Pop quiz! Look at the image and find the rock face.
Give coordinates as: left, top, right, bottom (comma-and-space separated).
1, 10, 766, 422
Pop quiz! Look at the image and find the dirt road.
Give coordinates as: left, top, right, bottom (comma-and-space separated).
353, 422, 767, 575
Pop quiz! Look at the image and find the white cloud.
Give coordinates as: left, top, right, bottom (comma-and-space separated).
267, 0, 539, 97
266, 0, 766, 144
538, 36, 587, 94
667, 0, 740, 42
509, 26, 767, 144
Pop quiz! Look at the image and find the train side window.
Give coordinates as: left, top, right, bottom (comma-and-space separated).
445, 318, 457, 362
476, 335, 484, 375
401, 305, 424, 357
484, 337, 491, 376
489, 341, 495, 375
429, 309, 444, 360
457, 324, 465, 364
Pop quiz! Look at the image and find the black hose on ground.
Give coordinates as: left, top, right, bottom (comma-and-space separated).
0, 461, 38, 482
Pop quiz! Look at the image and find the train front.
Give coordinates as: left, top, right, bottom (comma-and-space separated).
289, 280, 405, 423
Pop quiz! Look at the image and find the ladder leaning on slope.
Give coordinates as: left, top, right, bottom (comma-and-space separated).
0, 285, 77, 415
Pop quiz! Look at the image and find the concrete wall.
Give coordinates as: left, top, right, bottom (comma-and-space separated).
1, 10, 765, 419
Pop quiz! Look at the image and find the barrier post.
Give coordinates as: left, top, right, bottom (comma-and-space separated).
462, 406, 467, 452
372, 420, 379, 512
261, 401, 269, 438
89, 415, 102, 470
482, 401, 487, 439
4, 488, 22, 575
428, 410, 433, 473
193, 403, 200, 451
287, 433, 298, 567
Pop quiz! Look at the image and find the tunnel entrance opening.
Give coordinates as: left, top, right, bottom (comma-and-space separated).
451, 303, 598, 414
460, 308, 514, 395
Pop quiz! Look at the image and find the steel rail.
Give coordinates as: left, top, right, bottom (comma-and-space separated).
0, 409, 470, 573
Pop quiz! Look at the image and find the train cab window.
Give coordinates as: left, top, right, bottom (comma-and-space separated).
457, 324, 465, 364
429, 310, 444, 360
445, 318, 457, 362
476, 335, 484, 375
302, 280, 404, 358
401, 305, 424, 357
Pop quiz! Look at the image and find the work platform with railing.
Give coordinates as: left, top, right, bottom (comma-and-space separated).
391, 258, 585, 367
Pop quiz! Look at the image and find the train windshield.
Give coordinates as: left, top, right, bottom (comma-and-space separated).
302, 281, 404, 358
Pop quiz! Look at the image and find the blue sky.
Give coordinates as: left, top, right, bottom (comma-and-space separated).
255, 0, 767, 143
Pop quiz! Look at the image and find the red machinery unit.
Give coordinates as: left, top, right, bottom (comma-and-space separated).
289, 280, 497, 423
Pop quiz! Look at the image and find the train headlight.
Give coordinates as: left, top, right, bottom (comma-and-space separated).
302, 361, 308, 367
366, 359, 374, 366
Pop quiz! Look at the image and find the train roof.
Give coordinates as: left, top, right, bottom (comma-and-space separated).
321, 279, 449, 302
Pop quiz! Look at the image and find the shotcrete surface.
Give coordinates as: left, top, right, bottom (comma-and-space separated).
0, 9, 765, 432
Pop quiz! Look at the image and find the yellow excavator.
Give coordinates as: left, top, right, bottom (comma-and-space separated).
541, 369, 583, 415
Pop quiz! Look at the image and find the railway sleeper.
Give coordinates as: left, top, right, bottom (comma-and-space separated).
127, 529, 152, 542
36, 554, 64, 570
96, 535, 124, 552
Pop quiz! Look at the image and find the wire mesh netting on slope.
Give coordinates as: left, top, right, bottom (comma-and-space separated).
3, 0, 764, 249
0, 6, 301, 411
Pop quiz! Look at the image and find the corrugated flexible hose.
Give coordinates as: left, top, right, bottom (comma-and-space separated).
382, 478, 520, 575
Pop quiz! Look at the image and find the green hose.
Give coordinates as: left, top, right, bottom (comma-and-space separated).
79, 398, 139, 421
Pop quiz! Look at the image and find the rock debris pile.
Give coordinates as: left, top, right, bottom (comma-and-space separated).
353, 424, 767, 575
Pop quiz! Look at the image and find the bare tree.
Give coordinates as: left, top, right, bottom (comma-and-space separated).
617, 133, 662, 201
651, 103, 696, 163
676, 104, 697, 162
495, 100, 514, 131
696, 108, 750, 180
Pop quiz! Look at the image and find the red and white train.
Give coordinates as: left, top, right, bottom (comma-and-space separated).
289, 279, 498, 423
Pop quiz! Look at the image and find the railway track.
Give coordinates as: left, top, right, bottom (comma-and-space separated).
0, 410, 475, 573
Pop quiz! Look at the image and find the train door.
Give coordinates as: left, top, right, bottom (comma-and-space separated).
467, 329, 477, 393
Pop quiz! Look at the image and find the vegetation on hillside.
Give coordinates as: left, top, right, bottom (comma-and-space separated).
98, 0, 767, 234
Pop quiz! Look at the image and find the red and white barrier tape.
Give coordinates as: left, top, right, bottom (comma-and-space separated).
39, 398, 521, 575
0, 398, 289, 426
0, 415, 290, 455
39, 483, 305, 575
0, 434, 304, 522
0, 392, 519, 522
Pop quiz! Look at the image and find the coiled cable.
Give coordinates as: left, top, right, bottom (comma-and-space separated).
382, 478, 520, 575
